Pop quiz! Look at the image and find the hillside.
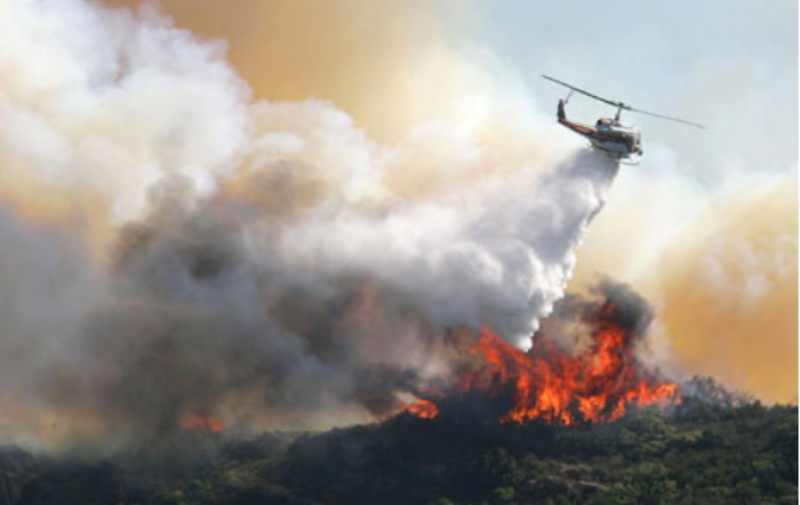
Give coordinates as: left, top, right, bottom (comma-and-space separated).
2, 380, 797, 505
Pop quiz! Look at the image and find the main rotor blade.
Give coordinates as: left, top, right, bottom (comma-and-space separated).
541, 74, 626, 109
628, 106, 706, 129
542, 74, 706, 129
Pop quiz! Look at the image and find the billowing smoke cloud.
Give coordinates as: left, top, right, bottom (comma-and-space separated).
281, 153, 617, 347
0, 0, 250, 224
0, 0, 618, 450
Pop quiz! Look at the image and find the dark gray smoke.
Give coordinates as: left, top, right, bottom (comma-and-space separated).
0, 150, 617, 454
538, 279, 655, 355
0, 0, 621, 453
38, 174, 449, 451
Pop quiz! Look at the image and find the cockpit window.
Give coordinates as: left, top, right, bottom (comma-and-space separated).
596, 118, 613, 130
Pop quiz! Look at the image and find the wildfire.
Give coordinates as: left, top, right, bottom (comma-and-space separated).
180, 414, 225, 433
402, 399, 440, 419
401, 299, 680, 425
462, 324, 679, 425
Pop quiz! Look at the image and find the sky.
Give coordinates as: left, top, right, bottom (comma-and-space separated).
472, 0, 798, 179
71, 0, 800, 403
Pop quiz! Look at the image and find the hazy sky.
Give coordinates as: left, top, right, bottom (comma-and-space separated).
469, 0, 798, 181
105, 0, 799, 180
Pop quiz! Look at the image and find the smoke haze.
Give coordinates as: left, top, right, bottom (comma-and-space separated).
0, 0, 621, 451
100, 0, 798, 403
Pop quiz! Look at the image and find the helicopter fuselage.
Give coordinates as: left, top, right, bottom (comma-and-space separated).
557, 99, 642, 160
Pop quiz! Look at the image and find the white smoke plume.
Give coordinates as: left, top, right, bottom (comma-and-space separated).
0, 0, 618, 450
0, 0, 250, 221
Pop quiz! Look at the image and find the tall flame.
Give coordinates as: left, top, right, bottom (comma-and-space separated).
399, 301, 679, 425
462, 324, 678, 425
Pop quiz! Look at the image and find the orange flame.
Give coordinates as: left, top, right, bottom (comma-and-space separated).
180, 414, 225, 433
403, 305, 679, 425
462, 325, 679, 425
404, 399, 440, 419
384, 398, 440, 421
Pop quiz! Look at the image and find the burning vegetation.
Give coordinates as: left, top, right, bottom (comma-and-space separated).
397, 282, 680, 425
179, 415, 225, 433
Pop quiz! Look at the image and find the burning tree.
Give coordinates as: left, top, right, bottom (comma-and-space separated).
398, 282, 681, 425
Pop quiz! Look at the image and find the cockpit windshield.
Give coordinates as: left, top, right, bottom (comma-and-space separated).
596, 118, 613, 130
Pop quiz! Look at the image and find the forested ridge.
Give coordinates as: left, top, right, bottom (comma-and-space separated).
2, 378, 797, 505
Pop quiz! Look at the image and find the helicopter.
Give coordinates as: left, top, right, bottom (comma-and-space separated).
542, 74, 705, 164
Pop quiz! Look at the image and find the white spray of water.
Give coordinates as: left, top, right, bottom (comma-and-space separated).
280, 152, 617, 349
